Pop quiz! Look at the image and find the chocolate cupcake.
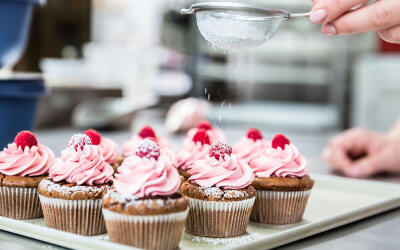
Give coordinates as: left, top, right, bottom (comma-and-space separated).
38, 134, 113, 235
84, 129, 122, 172
0, 131, 55, 219
103, 138, 188, 250
176, 129, 211, 180
180, 141, 255, 238
249, 134, 314, 224
233, 128, 270, 164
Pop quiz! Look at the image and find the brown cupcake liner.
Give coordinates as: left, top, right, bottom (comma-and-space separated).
251, 189, 312, 224
0, 186, 42, 219
185, 197, 255, 238
102, 208, 188, 250
39, 195, 106, 235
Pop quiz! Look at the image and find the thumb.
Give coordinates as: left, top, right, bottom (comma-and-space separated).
343, 153, 384, 178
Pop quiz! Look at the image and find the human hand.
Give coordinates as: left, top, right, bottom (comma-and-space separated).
309, 0, 400, 44
322, 128, 400, 178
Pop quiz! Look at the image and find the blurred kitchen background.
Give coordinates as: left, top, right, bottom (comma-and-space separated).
4, 0, 400, 172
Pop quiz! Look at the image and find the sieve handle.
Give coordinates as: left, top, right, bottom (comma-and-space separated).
289, 12, 311, 18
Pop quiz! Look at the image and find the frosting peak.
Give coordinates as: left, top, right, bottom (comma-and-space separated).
0, 143, 55, 176
188, 154, 254, 189
114, 154, 180, 197
233, 137, 270, 163
250, 144, 309, 178
50, 145, 113, 185
177, 141, 210, 170
99, 137, 119, 165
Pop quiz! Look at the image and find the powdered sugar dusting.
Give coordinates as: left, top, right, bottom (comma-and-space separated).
224, 190, 247, 199
203, 187, 223, 198
68, 134, 92, 151
39, 179, 109, 197
136, 138, 160, 160
185, 232, 257, 247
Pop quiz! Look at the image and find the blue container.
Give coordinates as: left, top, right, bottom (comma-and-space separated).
0, 0, 42, 68
0, 75, 46, 148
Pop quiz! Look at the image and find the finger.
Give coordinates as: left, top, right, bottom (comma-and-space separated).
378, 25, 400, 44
309, 0, 369, 24
323, 0, 400, 35
326, 140, 353, 172
343, 153, 385, 178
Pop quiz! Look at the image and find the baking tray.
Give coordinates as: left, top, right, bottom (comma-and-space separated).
0, 174, 400, 250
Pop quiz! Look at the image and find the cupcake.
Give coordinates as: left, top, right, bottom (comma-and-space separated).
249, 134, 314, 224
176, 129, 211, 180
0, 131, 55, 219
180, 141, 255, 238
102, 138, 188, 250
123, 125, 170, 157
38, 134, 113, 235
233, 128, 270, 164
183, 120, 226, 145
84, 129, 123, 171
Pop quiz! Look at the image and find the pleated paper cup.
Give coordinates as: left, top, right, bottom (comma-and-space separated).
0, 186, 42, 219
185, 197, 255, 238
251, 189, 312, 224
39, 195, 106, 235
103, 208, 189, 250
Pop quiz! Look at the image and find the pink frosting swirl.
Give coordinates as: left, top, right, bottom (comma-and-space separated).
184, 127, 226, 145
123, 135, 170, 157
250, 144, 309, 178
99, 137, 119, 165
50, 145, 114, 185
177, 141, 210, 170
188, 154, 254, 189
233, 137, 270, 163
114, 154, 180, 197
0, 143, 55, 176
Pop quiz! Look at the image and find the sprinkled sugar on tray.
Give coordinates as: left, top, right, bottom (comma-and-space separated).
0, 174, 400, 250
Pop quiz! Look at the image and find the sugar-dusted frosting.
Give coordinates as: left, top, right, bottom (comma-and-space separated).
177, 141, 210, 170
188, 154, 254, 189
250, 144, 309, 178
0, 143, 55, 177
123, 135, 170, 157
50, 145, 113, 185
184, 127, 226, 145
114, 154, 181, 197
233, 137, 270, 163
99, 137, 119, 165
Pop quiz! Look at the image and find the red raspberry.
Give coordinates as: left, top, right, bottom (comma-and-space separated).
136, 138, 160, 160
192, 129, 211, 145
14, 131, 38, 149
69, 134, 92, 151
84, 129, 102, 145
138, 125, 156, 139
209, 141, 232, 160
197, 121, 212, 131
272, 134, 290, 149
246, 128, 263, 141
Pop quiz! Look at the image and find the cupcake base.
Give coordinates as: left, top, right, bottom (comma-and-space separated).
103, 208, 188, 250
0, 174, 46, 219
186, 197, 255, 238
39, 195, 106, 235
251, 190, 312, 224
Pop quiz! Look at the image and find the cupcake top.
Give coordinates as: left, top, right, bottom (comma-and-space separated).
183, 121, 226, 145
177, 129, 211, 170
188, 141, 254, 189
250, 134, 309, 178
85, 129, 119, 165
123, 125, 170, 157
0, 131, 55, 177
114, 138, 181, 197
50, 134, 114, 185
233, 128, 270, 163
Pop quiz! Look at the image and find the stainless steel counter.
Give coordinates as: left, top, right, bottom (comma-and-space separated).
1, 123, 399, 250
